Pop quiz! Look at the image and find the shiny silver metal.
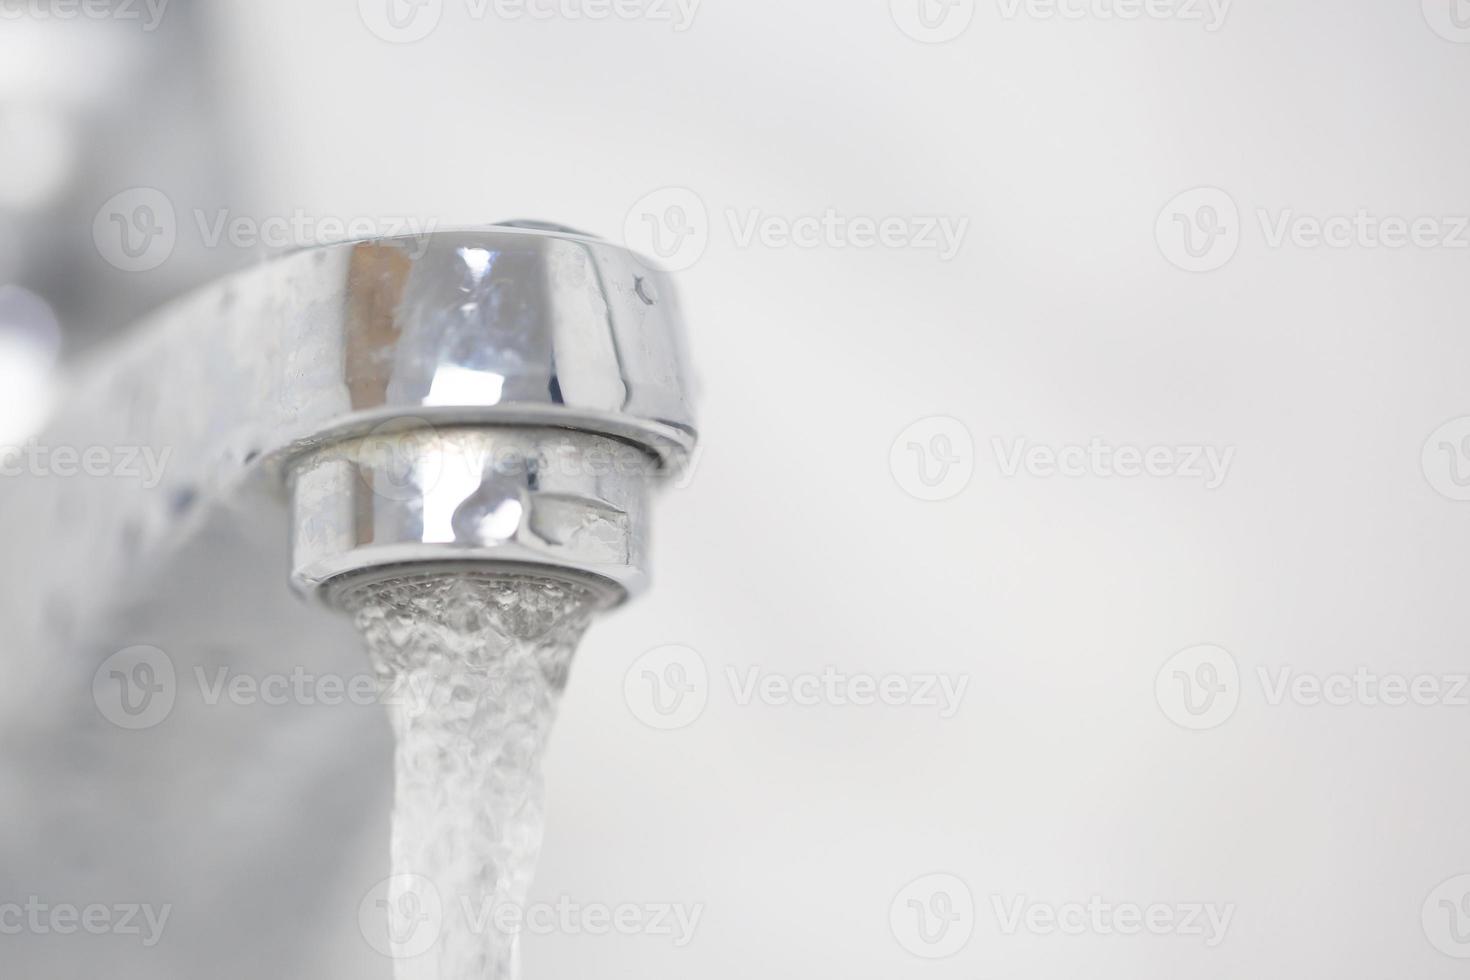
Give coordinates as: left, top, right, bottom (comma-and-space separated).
265, 226, 694, 603
233, 225, 694, 467
0, 223, 696, 664
0, 224, 696, 979
290, 426, 657, 603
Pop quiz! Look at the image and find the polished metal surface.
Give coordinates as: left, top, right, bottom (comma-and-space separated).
0, 225, 697, 661
290, 426, 657, 602
202, 224, 696, 467
0, 225, 697, 978
257, 226, 697, 466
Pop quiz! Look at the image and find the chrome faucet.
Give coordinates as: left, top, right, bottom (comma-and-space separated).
0, 224, 696, 977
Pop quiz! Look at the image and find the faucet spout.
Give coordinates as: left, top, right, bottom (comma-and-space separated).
0, 224, 696, 660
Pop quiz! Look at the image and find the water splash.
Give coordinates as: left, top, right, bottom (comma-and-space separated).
340, 572, 600, 979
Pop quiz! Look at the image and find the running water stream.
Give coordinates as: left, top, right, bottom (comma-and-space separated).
340, 572, 601, 979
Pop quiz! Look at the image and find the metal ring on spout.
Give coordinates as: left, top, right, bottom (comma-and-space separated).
289, 426, 659, 604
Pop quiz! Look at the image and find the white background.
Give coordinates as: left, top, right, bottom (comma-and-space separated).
221, 2, 1470, 976
10, 0, 1470, 976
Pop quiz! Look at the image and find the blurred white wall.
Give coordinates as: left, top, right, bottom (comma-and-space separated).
203, 3, 1470, 977
7, 1, 1470, 977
